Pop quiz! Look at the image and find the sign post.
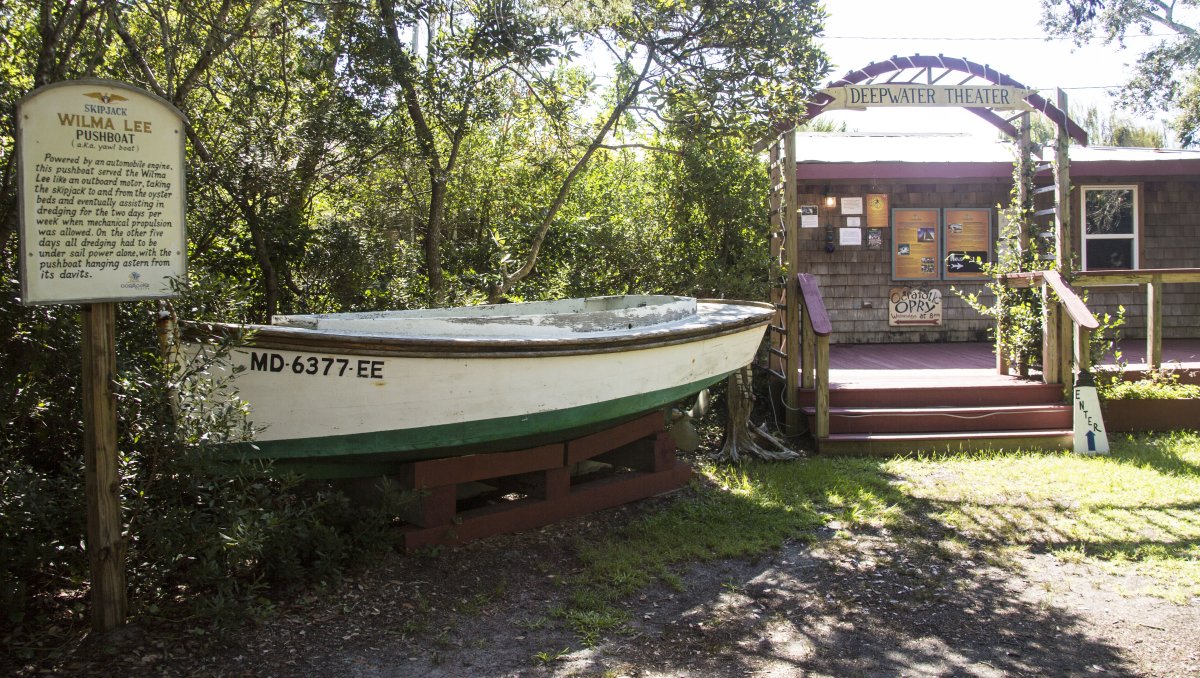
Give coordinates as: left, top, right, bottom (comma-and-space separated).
1073, 371, 1110, 455
17, 80, 187, 632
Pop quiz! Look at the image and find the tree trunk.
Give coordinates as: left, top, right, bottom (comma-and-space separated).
715, 367, 800, 462
426, 176, 447, 305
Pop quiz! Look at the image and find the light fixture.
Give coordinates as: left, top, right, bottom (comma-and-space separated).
824, 194, 837, 209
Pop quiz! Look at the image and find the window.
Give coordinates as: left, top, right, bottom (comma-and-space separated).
1082, 186, 1138, 270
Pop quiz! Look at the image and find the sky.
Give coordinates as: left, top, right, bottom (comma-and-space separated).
816, 0, 1179, 141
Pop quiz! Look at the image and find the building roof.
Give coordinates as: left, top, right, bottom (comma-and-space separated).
792, 132, 1200, 180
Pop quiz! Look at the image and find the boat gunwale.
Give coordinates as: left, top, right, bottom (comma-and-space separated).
181, 299, 773, 359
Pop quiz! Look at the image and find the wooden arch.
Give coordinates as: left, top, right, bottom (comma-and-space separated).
790, 54, 1088, 145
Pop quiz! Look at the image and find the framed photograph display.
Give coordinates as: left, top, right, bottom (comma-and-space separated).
943, 208, 992, 280
892, 208, 940, 281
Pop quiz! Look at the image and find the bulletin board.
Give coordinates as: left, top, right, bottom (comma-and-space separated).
892, 208, 940, 281
943, 208, 992, 280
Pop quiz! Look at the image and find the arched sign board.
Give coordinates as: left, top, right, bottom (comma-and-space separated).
818, 84, 1038, 112
18, 79, 186, 305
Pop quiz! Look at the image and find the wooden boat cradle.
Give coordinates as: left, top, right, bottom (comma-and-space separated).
392, 411, 689, 551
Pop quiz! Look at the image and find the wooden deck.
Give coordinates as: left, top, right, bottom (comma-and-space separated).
828, 339, 1200, 388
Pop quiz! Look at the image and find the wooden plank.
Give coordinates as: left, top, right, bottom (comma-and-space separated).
81, 302, 127, 632
801, 309, 815, 390
1059, 301, 1075, 383
796, 273, 832, 335
815, 336, 830, 439
595, 433, 675, 473
1055, 89, 1072, 277
1043, 286, 1062, 384
1017, 113, 1032, 258
784, 132, 802, 434
1043, 270, 1098, 329
400, 485, 457, 527
566, 412, 662, 465
400, 463, 692, 551
405, 444, 563, 489
1147, 274, 1163, 370
1075, 269, 1200, 286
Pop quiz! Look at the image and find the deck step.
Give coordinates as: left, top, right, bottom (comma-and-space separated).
803, 404, 1071, 435
819, 430, 1073, 456
797, 383, 1064, 409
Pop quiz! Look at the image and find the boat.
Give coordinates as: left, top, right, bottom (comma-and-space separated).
182, 295, 773, 478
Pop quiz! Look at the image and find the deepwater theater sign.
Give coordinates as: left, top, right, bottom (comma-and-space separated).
819, 84, 1036, 111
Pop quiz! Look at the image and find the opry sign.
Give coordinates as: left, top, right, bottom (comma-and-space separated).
819, 84, 1037, 111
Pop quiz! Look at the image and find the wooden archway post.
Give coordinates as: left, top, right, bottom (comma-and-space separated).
782, 132, 803, 433
1047, 88, 1077, 384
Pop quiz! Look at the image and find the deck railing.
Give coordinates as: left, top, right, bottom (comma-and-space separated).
999, 270, 1099, 384
1072, 268, 1200, 371
796, 273, 832, 437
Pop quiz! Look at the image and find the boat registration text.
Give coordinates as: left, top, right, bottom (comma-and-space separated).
248, 351, 385, 379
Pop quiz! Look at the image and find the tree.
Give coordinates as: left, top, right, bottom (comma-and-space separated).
1041, 0, 1200, 145
362, 0, 828, 304
484, 0, 828, 302
1017, 102, 1167, 146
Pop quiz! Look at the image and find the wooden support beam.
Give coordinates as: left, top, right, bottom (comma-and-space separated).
1059, 301, 1075, 383
82, 302, 127, 632
1147, 274, 1163, 370
815, 335, 830, 440
1076, 325, 1092, 375
1042, 286, 1061, 385
1054, 89, 1073, 277
801, 311, 816, 389
783, 131, 802, 433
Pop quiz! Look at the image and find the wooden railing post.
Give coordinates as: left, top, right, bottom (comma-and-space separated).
796, 274, 832, 443
1042, 284, 1062, 384
801, 310, 815, 389
1076, 325, 1092, 375
1059, 301, 1075, 381
996, 301, 1008, 375
1147, 274, 1163, 371
815, 335, 830, 439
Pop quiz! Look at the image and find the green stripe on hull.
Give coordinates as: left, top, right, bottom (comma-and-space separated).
219, 374, 728, 477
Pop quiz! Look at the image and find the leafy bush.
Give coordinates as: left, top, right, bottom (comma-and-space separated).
1098, 370, 1200, 400
1, 273, 405, 646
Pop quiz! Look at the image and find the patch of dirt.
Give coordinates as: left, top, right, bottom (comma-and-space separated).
9, 472, 1199, 677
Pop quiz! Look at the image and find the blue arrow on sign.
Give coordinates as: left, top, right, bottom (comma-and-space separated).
1086, 430, 1096, 452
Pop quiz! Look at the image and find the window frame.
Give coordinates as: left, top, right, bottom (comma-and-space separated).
1080, 184, 1140, 271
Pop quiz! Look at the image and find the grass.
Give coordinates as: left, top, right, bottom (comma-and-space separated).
558, 431, 1200, 643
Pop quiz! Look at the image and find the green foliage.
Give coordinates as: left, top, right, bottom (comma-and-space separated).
1016, 101, 1167, 147
1098, 370, 1200, 400
1040, 0, 1198, 145
0, 0, 823, 651
956, 138, 1048, 372
0, 274, 405, 645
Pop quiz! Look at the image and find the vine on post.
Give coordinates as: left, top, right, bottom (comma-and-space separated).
958, 133, 1045, 376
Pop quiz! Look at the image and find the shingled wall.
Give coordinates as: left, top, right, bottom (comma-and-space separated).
795, 179, 1009, 344
793, 176, 1200, 345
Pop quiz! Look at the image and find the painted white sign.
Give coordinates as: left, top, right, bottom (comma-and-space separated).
888, 286, 942, 326
840, 197, 863, 215
18, 80, 187, 305
1073, 372, 1110, 455
839, 227, 862, 246
820, 84, 1037, 112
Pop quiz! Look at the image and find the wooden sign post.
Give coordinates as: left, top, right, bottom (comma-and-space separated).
17, 80, 187, 632
81, 302, 125, 629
